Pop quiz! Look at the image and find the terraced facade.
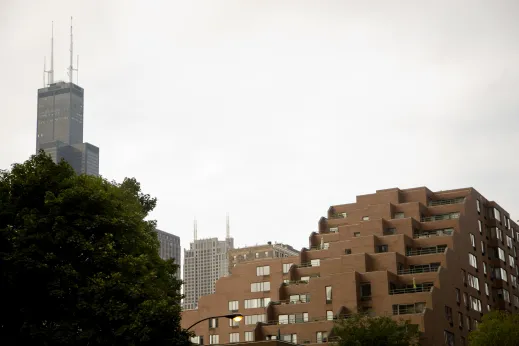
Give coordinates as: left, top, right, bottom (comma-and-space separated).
181, 187, 519, 345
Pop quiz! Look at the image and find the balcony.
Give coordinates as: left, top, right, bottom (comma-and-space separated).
406, 245, 447, 256
398, 264, 440, 275
392, 303, 426, 315
282, 280, 310, 286
271, 299, 310, 306
428, 197, 465, 207
413, 228, 453, 239
421, 213, 460, 222
329, 213, 347, 220
389, 283, 433, 295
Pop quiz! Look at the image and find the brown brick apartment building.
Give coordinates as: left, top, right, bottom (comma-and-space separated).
228, 243, 300, 273
182, 187, 519, 345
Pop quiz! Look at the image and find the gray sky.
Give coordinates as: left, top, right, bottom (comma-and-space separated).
1, 0, 519, 255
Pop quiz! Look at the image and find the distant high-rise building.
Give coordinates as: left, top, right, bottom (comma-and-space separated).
228, 242, 300, 273
37, 19, 99, 176
154, 228, 181, 279
182, 217, 234, 310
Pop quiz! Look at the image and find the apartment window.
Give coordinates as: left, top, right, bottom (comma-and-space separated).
470, 296, 482, 312
255, 252, 259, 258
353, 232, 360, 237
229, 333, 239, 343
467, 273, 480, 291
360, 283, 372, 299
209, 318, 218, 329
498, 247, 506, 262
458, 312, 463, 329
209, 335, 219, 345
311, 259, 321, 267
461, 269, 467, 285
507, 235, 513, 248
323, 242, 330, 249
494, 227, 503, 241
511, 274, 517, 287
455, 288, 460, 304
376, 245, 388, 253
345, 249, 352, 254
251, 282, 270, 292
444, 306, 453, 324
469, 253, 478, 269
494, 208, 501, 222
326, 310, 334, 321
510, 255, 515, 268
362, 216, 370, 221
329, 227, 338, 233
466, 315, 472, 331
283, 263, 293, 274
290, 294, 310, 303
461, 336, 466, 346
478, 220, 482, 234
463, 292, 468, 308
444, 330, 455, 346
481, 241, 486, 255
476, 199, 481, 213
485, 282, 489, 296
245, 332, 254, 342
316, 332, 328, 343
279, 313, 308, 324
495, 267, 508, 282
256, 265, 270, 276
504, 289, 510, 303
244, 298, 270, 308
229, 318, 240, 327
325, 286, 332, 303
191, 336, 204, 345
384, 228, 396, 235
514, 295, 519, 308
244, 314, 266, 325
301, 276, 310, 282
394, 212, 405, 219
483, 262, 487, 275
228, 300, 239, 312
470, 233, 476, 248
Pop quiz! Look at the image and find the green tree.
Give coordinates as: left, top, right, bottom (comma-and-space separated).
0, 152, 190, 346
331, 313, 420, 346
468, 310, 519, 346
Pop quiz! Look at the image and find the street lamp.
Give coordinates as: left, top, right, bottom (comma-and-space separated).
186, 313, 244, 331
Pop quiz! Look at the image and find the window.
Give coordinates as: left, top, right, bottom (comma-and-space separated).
325, 286, 332, 303
256, 265, 270, 276
498, 247, 506, 262
494, 208, 501, 222
229, 333, 239, 343
495, 268, 508, 282
251, 282, 270, 292
455, 288, 460, 304
504, 289, 510, 303
470, 296, 482, 312
311, 259, 321, 267
394, 212, 405, 219
353, 232, 360, 237
461, 269, 466, 285
510, 255, 515, 268
444, 306, 453, 324
476, 199, 481, 213
444, 330, 455, 346
469, 253, 478, 269
362, 216, 370, 221
478, 220, 482, 234
345, 249, 352, 254
467, 273, 480, 291
507, 235, 513, 248
283, 263, 293, 274
228, 300, 239, 312
376, 245, 388, 253
485, 282, 489, 296
481, 241, 486, 255
466, 315, 471, 331
229, 318, 240, 327
279, 313, 308, 324
360, 283, 372, 298
514, 295, 519, 308
461, 336, 466, 346
495, 228, 503, 241
329, 227, 338, 233
384, 228, 396, 235
209, 318, 218, 329
470, 233, 476, 248
244, 298, 270, 308
511, 274, 517, 287
316, 332, 328, 343
463, 292, 468, 307
326, 310, 334, 321
290, 294, 310, 303
245, 332, 254, 342
458, 312, 463, 329
191, 336, 204, 345
244, 314, 266, 325
209, 335, 219, 345
255, 252, 259, 258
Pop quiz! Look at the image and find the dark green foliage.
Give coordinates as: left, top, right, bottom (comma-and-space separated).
0, 152, 190, 346
468, 310, 519, 346
331, 313, 420, 346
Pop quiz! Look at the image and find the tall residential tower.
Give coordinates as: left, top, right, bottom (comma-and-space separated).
183, 217, 234, 310
37, 18, 99, 176
154, 228, 181, 279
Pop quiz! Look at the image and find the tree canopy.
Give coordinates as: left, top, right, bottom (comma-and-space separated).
0, 152, 190, 345
331, 313, 420, 346
468, 310, 519, 346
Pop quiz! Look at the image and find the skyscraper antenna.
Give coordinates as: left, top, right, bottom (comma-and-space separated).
194, 218, 198, 241
226, 213, 230, 239
44, 22, 54, 85
68, 16, 78, 84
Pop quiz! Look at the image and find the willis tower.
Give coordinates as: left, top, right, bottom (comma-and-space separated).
36, 18, 99, 176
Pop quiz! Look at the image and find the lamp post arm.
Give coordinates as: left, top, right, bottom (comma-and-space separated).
186, 314, 232, 331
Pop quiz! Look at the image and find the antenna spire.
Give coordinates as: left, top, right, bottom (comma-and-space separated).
44, 22, 54, 86
226, 213, 230, 239
194, 218, 198, 241
68, 16, 78, 84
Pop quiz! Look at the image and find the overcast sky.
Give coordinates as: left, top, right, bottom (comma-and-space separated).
1, 0, 519, 258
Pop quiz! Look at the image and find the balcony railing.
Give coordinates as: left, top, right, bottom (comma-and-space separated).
271, 299, 310, 305
398, 265, 440, 275
428, 197, 465, 206
296, 262, 319, 268
389, 285, 433, 295
392, 306, 426, 315
406, 246, 447, 256
421, 213, 460, 222
329, 213, 347, 219
282, 280, 309, 286
413, 228, 453, 239
264, 314, 351, 326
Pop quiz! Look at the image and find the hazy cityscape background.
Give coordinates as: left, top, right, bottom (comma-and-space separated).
1, 0, 519, 261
